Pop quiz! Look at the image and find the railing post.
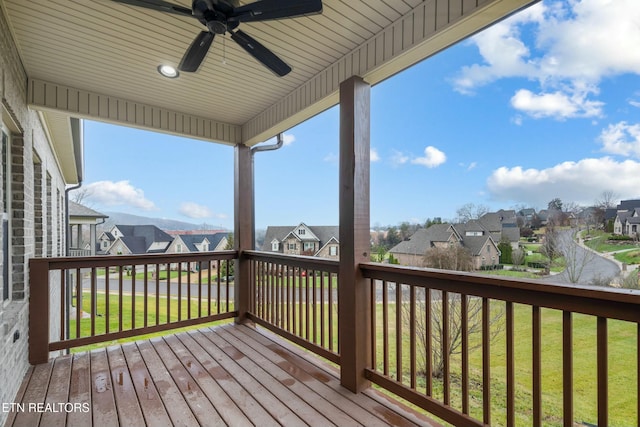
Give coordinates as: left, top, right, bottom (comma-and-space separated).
338, 75, 371, 392
234, 143, 253, 323
29, 258, 50, 364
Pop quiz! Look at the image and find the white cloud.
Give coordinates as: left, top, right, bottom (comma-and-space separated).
510, 89, 604, 119
282, 133, 295, 146
411, 146, 446, 168
391, 150, 409, 166
486, 157, 640, 206
454, 0, 640, 119
179, 202, 214, 219
85, 180, 156, 211
370, 148, 380, 162
599, 122, 640, 157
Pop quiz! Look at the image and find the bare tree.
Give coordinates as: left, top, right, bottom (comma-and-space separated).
562, 234, 595, 284
455, 203, 490, 223
402, 289, 504, 379
596, 190, 619, 209
69, 187, 93, 206
423, 245, 474, 271
512, 248, 525, 271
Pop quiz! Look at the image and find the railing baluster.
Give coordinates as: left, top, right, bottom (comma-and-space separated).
563, 310, 573, 427
383, 280, 389, 377
155, 264, 160, 326
143, 264, 148, 328
506, 301, 514, 426
425, 288, 432, 396
461, 293, 469, 414
75, 268, 81, 339
396, 282, 403, 383
207, 260, 212, 317
168, 263, 172, 324
305, 269, 310, 341
320, 269, 325, 347
442, 290, 450, 405
131, 265, 136, 330
597, 316, 608, 427
177, 263, 182, 321
119, 266, 124, 332
533, 305, 541, 427
482, 297, 490, 426
410, 285, 416, 389
371, 278, 377, 370
197, 263, 202, 319
329, 272, 334, 352
91, 267, 97, 337
60, 270, 65, 341
105, 267, 110, 334
187, 265, 191, 319
216, 260, 221, 315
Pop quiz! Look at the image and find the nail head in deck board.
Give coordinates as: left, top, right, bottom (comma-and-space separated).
174, 332, 280, 427
12, 362, 52, 427
105, 346, 146, 427
90, 349, 119, 427
39, 356, 72, 427
162, 334, 253, 427
149, 338, 226, 427
120, 343, 173, 427
188, 329, 306, 426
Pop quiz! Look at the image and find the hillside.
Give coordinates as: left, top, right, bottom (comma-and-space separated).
100, 212, 228, 233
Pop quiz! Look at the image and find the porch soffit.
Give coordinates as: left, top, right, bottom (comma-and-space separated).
1, 0, 537, 148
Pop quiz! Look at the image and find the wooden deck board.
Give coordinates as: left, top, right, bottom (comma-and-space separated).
8, 323, 441, 427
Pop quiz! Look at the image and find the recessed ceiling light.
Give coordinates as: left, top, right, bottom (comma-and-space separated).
157, 64, 179, 78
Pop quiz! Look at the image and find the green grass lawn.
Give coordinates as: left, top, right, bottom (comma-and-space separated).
373, 300, 637, 427
583, 230, 639, 253
614, 249, 640, 265
69, 292, 234, 352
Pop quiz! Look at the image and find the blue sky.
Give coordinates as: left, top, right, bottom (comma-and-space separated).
80, 0, 640, 230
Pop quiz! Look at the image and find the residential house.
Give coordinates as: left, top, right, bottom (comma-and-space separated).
68, 201, 108, 256
262, 223, 339, 260
99, 225, 173, 255
613, 200, 640, 236
389, 222, 501, 270
478, 209, 521, 250
517, 208, 536, 228
165, 232, 229, 271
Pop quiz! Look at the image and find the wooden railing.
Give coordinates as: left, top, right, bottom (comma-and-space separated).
244, 250, 340, 364
361, 262, 640, 427
29, 251, 237, 364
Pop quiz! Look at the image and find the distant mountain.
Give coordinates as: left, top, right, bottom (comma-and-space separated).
100, 212, 229, 233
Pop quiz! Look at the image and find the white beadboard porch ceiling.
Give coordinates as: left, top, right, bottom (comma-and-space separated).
1, 0, 537, 148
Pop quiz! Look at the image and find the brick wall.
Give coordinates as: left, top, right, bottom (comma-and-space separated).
0, 7, 68, 425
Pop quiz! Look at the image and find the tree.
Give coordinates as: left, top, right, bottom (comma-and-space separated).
539, 226, 561, 274
455, 203, 489, 223
548, 198, 563, 211
402, 290, 504, 379
69, 187, 93, 206
498, 239, 513, 264
220, 233, 235, 278
423, 245, 474, 271
596, 190, 619, 209
512, 248, 525, 270
384, 227, 401, 249
561, 232, 595, 284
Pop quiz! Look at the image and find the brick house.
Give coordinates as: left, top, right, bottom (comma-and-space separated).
262, 223, 339, 260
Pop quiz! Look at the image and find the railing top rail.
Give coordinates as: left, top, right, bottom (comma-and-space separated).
29, 250, 239, 269
361, 262, 640, 322
244, 250, 339, 273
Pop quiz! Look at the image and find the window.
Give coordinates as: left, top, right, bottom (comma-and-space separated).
288, 243, 297, 250
329, 246, 338, 256
271, 241, 279, 251
177, 244, 183, 253
466, 231, 483, 237
2, 127, 10, 301
203, 242, 209, 251
303, 242, 315, 251
298, 229, 306, 235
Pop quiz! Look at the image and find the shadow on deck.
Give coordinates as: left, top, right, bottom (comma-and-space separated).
7, 323, 441, 427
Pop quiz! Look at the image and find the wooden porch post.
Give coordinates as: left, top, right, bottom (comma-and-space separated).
234, 143, 253, 323
339, 75, 371, 392
29, 258, 50, 364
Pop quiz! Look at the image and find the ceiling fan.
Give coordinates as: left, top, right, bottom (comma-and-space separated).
111, 0, 323, 76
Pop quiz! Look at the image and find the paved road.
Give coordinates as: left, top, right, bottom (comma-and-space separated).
541, 229, 620, 286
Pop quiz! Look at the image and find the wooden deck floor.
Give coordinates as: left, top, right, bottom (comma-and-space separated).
7, 323, 441, 427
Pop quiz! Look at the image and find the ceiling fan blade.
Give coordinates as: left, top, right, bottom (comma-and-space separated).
230, 29, 291, 77
109, 0, 192, 16
179, 31, 215, 72
229, 0, 322, 23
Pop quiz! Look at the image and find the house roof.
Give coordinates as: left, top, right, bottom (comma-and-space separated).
479, 210, 517, 232
110, 224, 173, 254
1, 0, 536, 160
389, 224, 456, 256
176, 233, 228, 251
262, 225, 338, 251
68, 201, 109, 220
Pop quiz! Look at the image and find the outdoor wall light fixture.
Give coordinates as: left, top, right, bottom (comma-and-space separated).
157, 64, 179, 78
